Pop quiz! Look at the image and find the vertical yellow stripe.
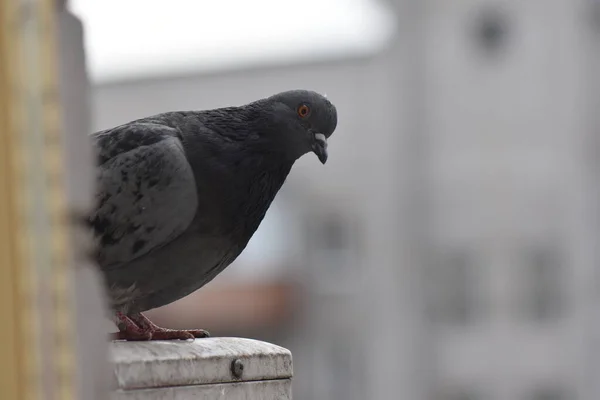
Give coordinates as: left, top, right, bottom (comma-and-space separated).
0, 0, 75, 399
0, 0, 36, 398
39, 1, 76, 399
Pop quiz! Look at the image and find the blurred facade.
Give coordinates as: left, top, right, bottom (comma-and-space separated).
74, 0, 600, 399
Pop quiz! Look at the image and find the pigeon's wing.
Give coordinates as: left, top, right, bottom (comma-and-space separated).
90, 122, 198, 269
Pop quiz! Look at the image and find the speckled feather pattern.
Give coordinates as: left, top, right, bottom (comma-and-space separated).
89, 91, 337, 314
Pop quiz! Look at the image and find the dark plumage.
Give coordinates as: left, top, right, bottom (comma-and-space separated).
89, 90, 338, 340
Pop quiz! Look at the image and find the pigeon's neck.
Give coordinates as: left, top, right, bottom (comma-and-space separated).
179, 107, 295, 239
233, 160, 293, 237
194, 104, 306, 162
199, 155, 293, 242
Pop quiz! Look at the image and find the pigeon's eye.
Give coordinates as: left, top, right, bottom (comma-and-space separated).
297, 104, 310, 118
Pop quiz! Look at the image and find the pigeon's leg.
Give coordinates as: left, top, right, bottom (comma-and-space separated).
111, 312, 153, 341
129, 313, 210, 340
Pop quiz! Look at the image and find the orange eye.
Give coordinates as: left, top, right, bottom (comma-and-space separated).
297, 104, 310, 118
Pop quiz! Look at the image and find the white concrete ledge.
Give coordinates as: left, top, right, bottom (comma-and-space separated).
110, 337, 292, 399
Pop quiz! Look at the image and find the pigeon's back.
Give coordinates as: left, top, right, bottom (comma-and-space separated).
91, 120, 198, 268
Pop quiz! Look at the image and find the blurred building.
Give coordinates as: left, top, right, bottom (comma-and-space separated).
414, 2, 600, 400
71, 0, 600, 399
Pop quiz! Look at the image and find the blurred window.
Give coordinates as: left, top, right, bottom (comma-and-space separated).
521, 246, 563, 322
306, 211, 361, 293
427, 248, 479, 326
315, 213, 347, 252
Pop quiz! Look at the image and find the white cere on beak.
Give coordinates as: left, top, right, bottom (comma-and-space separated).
314, 133, 327, 144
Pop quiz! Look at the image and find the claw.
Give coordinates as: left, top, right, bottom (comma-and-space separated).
185, 329, 210, 338
148, 330, 195, 340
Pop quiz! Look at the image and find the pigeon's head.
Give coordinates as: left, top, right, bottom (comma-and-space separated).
263, 90, 338, 164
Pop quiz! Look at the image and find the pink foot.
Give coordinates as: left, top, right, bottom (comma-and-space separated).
111, 312, 210, 341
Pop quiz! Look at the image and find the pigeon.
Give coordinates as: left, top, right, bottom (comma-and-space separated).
88, 90, 337, 340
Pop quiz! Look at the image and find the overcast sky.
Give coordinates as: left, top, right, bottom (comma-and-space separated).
69, 0, 396, 83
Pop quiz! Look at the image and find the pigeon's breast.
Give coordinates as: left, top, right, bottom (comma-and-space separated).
104, 225, 244, 313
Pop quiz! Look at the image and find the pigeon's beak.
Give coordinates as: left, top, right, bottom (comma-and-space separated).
312, 132, 328, 164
